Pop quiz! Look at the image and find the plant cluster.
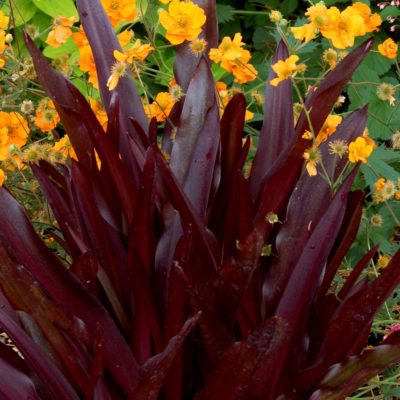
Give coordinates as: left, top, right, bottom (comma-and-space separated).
0, 0, 399, 398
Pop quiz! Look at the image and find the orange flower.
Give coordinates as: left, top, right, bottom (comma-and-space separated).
320, 7, 364, 49
303, 145, 321, 177
107, 60, 127, 91
149, 92, 176, 122
52, 135, 77, 161
378, 38, 398, 59
216, 82, 253, 121
209, 33, 250, 70
117, 30, 134, 48
101, 0, 137, 27
89, 97, 108, 131
159, 0, 206, 45
74, 28, 137, 89
0, 112, 29, 161
348, 137, 373, 163
315, 114, 342, 145
374, 178, 386, 193
0, 30, 7, 63
231, 62, 258, 84
270, 55, 306, 87
189, 38, 207, 56
77, 45, 99, 89
0, 10, 9, 29
351, 2, 382, 34
291, 3, 328, 42
209, 33, 258, 83
46, 16, 76, 48
71, 28, 89, 48
34, 100, 60, 132
113, 40, 154, 63
0, 168, 5, 186
323, 48, 337, 69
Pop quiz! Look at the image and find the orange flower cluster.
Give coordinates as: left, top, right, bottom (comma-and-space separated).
100, 0, 137, 27
302, 114, 343, 145
0, 168, 5, 186
45, 16, 76, 48
270, 55, 306, 87
107, 40, 154, 90
378, 38, 398, 59
89, 97, 108, 131
0, 111, 29, 161
209, 33, 258, 84
144, 92, 176, 122
216, 82, 253, 121
159, 0, 206, 45
34, 99, 60, 132
73, 28, 135, 89
0, 11, 10, 68
291, 2, 381, 49
373, 178, 400, 203
51, 135, 77, 162
348, 136, 374, 163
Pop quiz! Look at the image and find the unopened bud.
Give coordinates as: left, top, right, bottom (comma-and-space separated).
5, 33, 13, 44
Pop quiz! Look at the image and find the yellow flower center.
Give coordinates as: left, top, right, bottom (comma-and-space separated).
110, 1, 119, 10
177, 16, 189, 28
44, 110, 56, 122
338, 21, 347, 30
221, 43, 232, 52
314, 16, 325, 26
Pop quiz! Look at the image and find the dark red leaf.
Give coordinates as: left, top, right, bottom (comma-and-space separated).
302, 250, 400, 385
70, 162, 132, 330
0, 307, 79, 399
194, 317, 289, 400
262, 107, 367, 316
75, 0, 148, 133
24, 32, 96, 171
155, 148, 219, 272
132, 313, 201, 400
269, 168, 358, 397
173, 0, 218, 90
338, 245, 379, 300
0, 188, 140, 396
0, 357, 41, 400
310, 333, 400, 399
249, 41, 295, 201
317, 190, 365, 300
170, 57, 220, 220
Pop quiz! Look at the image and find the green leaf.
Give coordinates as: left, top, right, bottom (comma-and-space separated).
324, 0, 349, 5
2, 0, 37, 26
363, 51, 393, 76
211, 63, 229, 82
368, 98, 398, 140
253, 27, 269, 51
361, 152, 399, 190
372, 147, 400, 164
32, 0, 78, 18
31, 11, 52, 32
216, 4, 235, 24
347, 63, 379, 109
380, 5, 400, 20
43, 37, 77, 59
135, 0, 148, 21
279, 0, 298, 15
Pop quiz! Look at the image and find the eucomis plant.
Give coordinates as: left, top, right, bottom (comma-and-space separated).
0, 0, 399, 399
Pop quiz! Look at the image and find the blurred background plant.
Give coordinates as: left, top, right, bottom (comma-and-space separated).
0, 0, 399, 396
